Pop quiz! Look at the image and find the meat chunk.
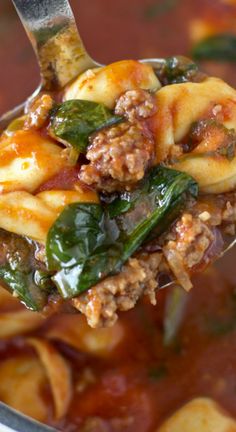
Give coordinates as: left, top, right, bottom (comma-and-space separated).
73, 194, 236, 328
165, 213, 214, 268
72, 252, 162, 328
115, 89, 157, 122
80, 123, 155, 192
163, 213, 215, 291
80, 89, 157, 192
74, 196, 236, 327
221, 196, 236, 234
24, 94, 54, 129
161, 193, 236, 291
73, 213, 217, 328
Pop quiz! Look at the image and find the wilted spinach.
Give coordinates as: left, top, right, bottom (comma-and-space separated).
154, 56, 205, 85
192, 34, 236, 62
189, 119, 236, 160
0, 229, 53, 311
0, 266, 51, 311
50, 99, 123, 152
46, 166, 198, 298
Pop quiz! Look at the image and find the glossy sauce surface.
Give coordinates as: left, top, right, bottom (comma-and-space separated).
1, 1, 236, 431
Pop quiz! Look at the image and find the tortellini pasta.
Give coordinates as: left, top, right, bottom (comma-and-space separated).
173, 154, 236, 194
0, 130, 69, 194
0, 356, 48, 422
152, 77, 236, 193
0, 342, 72, 421
0, 310, 43, 338
37, 188, 99, 214
0, 189, 98, 243
65, 63, 236, 194
47, 314, 124, 358
0, 191, 56, 243
64, 59, 160, 108
28, 338, 72, 419
154, 77, 236, 159
158, 398, 236, 432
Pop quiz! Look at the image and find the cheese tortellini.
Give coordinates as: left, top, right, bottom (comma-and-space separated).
65, 61, 236, 194
0, 189, 98, 243
2, 59, 236, 244
64, 59, 160, 108
152, 77, 236, 193
158, 398, 236, 432
0, 130, 68, 193
0, 356, 48, 422
37, 188, 99, 213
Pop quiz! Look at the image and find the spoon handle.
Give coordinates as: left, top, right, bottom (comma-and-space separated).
12, 0, 98, 90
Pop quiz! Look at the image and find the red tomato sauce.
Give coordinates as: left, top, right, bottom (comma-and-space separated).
36, 166, 81, 192
46, 250, 236, 431
1, 252, 236, 432
1, 1, 236, 431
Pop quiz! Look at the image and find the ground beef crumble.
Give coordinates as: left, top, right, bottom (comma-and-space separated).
21, 91, 236, 328
72, 194, 236, 327
24, 94, 54, 129
162, 213, 216, 291
115, 89, 157, 122
80, 122, 155, 192
72, 252, 162, 328
164, 213, 214, 269
80, 89, 157, 192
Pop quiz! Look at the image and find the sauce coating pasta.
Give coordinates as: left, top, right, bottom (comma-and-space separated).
1, 1, 236, 431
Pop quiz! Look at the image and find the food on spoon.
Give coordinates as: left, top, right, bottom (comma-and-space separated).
1, 57, 236, 327
63, 59, 160, 107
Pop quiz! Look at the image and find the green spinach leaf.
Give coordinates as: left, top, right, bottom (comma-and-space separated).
47, 166, 198, 298
192, 34, 236, 62
154, 56, 204, 85
50, 99, 123, 152
0, 230, 52, 311
0, 266, 50, 311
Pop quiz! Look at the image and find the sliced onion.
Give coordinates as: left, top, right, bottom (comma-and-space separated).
163, 248, 192, 292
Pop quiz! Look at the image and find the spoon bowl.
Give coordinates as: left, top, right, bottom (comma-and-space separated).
0, 0, 235, 291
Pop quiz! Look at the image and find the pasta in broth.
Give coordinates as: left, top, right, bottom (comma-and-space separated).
2, 56, 236, 430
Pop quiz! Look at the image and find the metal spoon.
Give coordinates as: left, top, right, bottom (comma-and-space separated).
1, 0, 235, 293
0, 402, 57, 432
0, 0, 96, 130
0, 0, 163, 131
0, 3, 233, 432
